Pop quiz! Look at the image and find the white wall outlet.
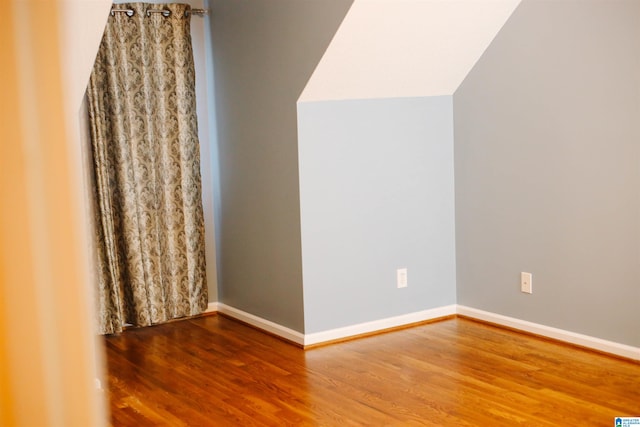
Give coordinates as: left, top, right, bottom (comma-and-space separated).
397, 268, 408, 288
521, 272, 532, 294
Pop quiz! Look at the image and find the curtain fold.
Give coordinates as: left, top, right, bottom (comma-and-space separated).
88, 3, 207, 335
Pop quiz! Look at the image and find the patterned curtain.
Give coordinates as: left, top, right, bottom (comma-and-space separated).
87, 3, 208, 335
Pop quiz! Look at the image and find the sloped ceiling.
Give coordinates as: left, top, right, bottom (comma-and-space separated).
299, 0, 521, 102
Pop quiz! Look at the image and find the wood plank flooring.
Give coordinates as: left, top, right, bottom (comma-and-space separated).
104, 315, 640, 426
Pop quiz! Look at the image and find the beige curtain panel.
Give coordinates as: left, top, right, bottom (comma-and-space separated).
87, 2, 208, 335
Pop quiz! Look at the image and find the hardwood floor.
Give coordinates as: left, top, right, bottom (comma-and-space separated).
104, 315, 640, 426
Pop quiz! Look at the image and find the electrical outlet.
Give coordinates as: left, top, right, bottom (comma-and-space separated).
397, 268, 408, 288
521, 272, 532, 294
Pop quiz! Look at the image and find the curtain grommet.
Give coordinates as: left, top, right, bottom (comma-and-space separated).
111, 9, 135, 17
147, 9, 171, 18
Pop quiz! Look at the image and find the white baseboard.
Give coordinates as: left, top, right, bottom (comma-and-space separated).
216, 303, 305, 346
304, 305, 457, 346
457, 305, 640, 361
205, 302, 639, 360
213, 303, 455, 347
205, 302, 219, 313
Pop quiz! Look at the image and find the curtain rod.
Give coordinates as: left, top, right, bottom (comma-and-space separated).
110, 8, 208, 17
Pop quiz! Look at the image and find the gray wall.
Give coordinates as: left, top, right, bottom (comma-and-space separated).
454, 0, 640, 346
209, 0, 353, 331
298, 97, 457, 333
